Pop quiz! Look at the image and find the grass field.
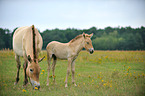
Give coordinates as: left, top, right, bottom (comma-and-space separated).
0, 50, 145, 96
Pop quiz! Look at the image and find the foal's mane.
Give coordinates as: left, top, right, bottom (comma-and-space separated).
32, 25, 37, 63
69, 34, 82, 43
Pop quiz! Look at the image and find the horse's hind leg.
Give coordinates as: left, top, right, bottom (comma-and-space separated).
46, 52, 52, 86
14, 54, 21, 85
52, 54, 57, 84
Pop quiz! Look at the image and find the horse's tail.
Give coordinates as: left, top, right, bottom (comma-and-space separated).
32, 25, 37, 62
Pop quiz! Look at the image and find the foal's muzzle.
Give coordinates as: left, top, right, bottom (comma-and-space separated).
89, 48, 94, 54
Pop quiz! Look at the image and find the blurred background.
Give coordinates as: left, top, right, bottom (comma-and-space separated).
0, 0, 145, 50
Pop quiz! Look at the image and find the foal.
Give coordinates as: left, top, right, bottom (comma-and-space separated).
46, 32, 94, 87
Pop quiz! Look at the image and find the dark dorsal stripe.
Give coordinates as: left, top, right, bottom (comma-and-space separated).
32, 25, 37, 63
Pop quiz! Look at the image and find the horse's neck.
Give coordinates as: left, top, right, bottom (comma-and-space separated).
69, 38, 84, 54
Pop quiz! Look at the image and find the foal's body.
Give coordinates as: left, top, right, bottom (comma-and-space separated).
46, 33, 94, 87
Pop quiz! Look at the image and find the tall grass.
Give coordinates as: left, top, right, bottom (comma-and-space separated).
0, 50, 145, 96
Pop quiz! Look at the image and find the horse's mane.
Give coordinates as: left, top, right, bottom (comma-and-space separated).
69, 34, 83, 43
32, 25, 37, 63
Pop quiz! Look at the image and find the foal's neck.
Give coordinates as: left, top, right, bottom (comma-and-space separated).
69, 37, 84, 54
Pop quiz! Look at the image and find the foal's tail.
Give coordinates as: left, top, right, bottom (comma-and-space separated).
52, 54, 57, 60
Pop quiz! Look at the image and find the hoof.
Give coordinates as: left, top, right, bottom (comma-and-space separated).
14, 82, 17, 85
46, 83, 49, 86
65, 84, 68, 88
74, 83, 77, 87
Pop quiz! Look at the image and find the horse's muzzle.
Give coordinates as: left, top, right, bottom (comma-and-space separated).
89, 48, 94, 54
30, 79, 40, 90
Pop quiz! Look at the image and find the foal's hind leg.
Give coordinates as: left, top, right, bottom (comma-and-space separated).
14, 54, 21, 85
46, 53, 52, 86
52, 55, 57, 84
65, 58, 72, 87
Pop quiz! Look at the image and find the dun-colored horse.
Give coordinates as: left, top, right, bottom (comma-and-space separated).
46, 32, 94, 87
13, 25, 44, 89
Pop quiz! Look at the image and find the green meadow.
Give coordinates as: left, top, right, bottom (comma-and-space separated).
0, 50, 145, 96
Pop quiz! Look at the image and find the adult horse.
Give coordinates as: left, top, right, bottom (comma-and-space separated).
13, 25, 44, 89
46, 32, 94, 87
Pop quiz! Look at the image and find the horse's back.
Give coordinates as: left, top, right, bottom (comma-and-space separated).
13, 26, 42, 56
13, 26, 30, 56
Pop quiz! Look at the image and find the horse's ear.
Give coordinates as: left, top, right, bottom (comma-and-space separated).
38, 56, 45, 63
90, 33, 93, 38
82, 32, 86, 38
27, 55, 32, 63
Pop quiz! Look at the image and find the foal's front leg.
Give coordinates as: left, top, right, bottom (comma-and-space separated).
47, 54, 52, 86
65, 58, 72, 88
71, 60, 77, 87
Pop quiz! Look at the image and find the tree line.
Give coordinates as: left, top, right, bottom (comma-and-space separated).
0, 26, 145, 50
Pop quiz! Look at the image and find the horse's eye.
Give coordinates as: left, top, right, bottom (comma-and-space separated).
30, 69, 33, 72
87, 42, 89, 44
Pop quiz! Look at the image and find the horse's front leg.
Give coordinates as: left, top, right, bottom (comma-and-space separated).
65, 58, 72, 88
14, 55, 21, 85
23, 60, 28, 86
71, 60, 77, 87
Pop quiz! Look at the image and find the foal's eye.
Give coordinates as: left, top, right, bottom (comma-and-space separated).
87, 42, 89, 44
30, 69, 33, 72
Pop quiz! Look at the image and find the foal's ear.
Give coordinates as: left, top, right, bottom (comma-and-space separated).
82, 32, 86, 38
27, 55, 32, 63
38, 56, 45, 63
90, 33, 93, 38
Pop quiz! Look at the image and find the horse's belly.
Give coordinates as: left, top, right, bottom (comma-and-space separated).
13, 42, 23, 56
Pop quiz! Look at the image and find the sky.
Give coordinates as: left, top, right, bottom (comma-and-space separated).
0, 0, 145, 32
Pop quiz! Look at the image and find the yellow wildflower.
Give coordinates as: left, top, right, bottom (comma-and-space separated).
83, 83, 85, 85
53, 75, 56, 78
22, 89, 26, 92
103, 83, 106, 86
42, 70, 45, 72
49, 75, 52, 78
102, 80, 104, 82
134, 76, 137, 79
41, 72, 43, 74
35, 87, 38, 90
